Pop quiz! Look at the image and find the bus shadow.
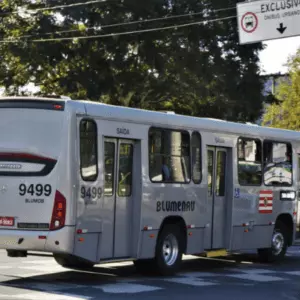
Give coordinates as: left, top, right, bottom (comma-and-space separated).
0, 252, 299, 292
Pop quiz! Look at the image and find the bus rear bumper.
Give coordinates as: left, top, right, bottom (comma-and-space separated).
0, 226, 75, 254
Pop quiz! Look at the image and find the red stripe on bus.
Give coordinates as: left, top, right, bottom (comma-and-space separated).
0, 152, 56, 162
259, 197, 273, 200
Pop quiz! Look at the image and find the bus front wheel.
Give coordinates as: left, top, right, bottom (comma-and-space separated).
53, 253, 94, 270
257, 221, 288, 263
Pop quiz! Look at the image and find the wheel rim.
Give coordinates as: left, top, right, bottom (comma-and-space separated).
272, 231, 284, 256
162, 234, 179, 266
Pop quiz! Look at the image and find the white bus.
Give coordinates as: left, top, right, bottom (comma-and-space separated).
0, 96, 299, 276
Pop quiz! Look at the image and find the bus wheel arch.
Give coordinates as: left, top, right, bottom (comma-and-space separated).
158, 216, 187, 253
275, 213, 293, 246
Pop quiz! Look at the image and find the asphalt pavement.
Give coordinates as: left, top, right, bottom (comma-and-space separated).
1, 247, 300, 300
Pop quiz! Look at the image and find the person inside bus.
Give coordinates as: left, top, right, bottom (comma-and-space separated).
162, 156, 171, 182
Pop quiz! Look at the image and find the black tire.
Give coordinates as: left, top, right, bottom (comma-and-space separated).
257, 221, 288, 263
152, 224, 184, 276
53, 253, 94, 270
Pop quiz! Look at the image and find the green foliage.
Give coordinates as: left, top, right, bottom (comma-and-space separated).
0, 0, 265, 121
262, 48, 300, 130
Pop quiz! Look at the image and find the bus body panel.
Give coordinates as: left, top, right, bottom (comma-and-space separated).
0, 108, 64, 226
0, 101, 83, 255
230, 138, 299, 251
78, 102, 299, 262
133, 128, 237, 258
75, 117, 144, 262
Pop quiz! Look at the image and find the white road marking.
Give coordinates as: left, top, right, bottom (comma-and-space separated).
0, 292, 91, 299
95, 283, 163, 293
163, 277, 218, 286
22, 260, 55, 264
11, 272, 55, 278
226, 273, 285, 282
284, 271, 300, 276
17, 265, 67, 272
0, 266, 12, 269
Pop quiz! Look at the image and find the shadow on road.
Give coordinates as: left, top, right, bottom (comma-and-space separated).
0, 252, 299, 291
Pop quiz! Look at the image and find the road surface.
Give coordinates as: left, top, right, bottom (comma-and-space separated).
1, 247, 300, 299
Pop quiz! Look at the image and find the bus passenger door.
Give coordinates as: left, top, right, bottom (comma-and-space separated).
207, 146, 229, 249
99, 138, 138, 259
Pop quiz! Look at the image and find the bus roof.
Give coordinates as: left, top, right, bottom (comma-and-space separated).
1, 96, 299, 142
75, 99, 300, 142
0, 96, 67, 101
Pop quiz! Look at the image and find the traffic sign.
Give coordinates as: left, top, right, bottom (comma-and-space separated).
237, 0, 300, 44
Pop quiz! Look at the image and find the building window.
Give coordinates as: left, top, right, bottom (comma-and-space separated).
263, 140, 292, 186
80, 119, 98, 181
238, 137, 262, 185
149, 127, 190, 183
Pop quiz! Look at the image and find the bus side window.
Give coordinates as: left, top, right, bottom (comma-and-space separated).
79, 119, 98, 181
263, 141, 292, 186
191, 131, 202, 184
237, 137, 262, 186
148, 127, 191, 183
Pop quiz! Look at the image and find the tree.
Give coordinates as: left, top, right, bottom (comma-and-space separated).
262, 48, 300, 130
0, 0, 265, 122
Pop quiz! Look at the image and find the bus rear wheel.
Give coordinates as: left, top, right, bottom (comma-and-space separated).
257, 221, 288, 263
53, 253, 94, 270
134, 224, 184, 276
154, 224, 184, 276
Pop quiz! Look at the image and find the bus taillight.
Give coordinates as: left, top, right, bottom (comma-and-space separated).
50, 190, 66, 231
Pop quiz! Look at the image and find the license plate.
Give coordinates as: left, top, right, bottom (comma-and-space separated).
0, 217, 14, 226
